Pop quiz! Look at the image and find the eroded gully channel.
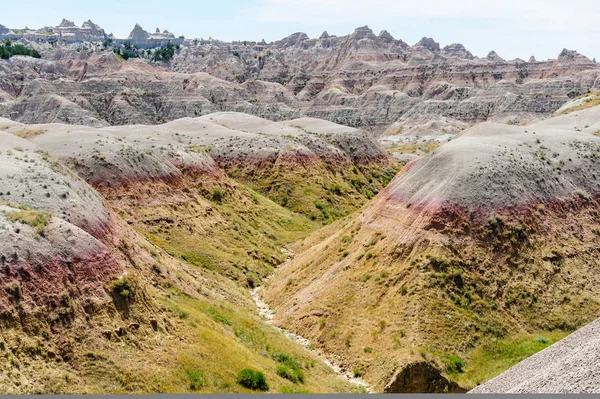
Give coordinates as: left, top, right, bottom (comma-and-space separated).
250, 250, 373, 393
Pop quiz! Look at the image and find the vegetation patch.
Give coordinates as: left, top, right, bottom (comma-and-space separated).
6, 208, 52, 236
273, 352, 305, 383
0, 39, 41, 59
109, 276, 137, 298
186, 368, 207, 390
558, 92, 600, 115
12, 128, 47, 138
237, 368, 269, 391
455, 332, 568, 388
388, 141, 440, 155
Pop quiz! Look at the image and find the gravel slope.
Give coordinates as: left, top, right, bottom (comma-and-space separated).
470, 317, 600, 393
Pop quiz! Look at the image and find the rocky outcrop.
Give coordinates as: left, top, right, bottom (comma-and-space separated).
442, 43, 474, 59
0, 24, 598, 133
124, 23, 183, 48
0, 19, 107, 44
385, 362, 466, 393
416, 37, 440, 52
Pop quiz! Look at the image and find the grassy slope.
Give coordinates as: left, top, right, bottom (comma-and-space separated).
106, 177, 317, 285
227, 160, 399, 224
558, 92, 600, 115
51, 288, 355, 393
263, 198, 600, 391
0, 208, 356, 394
455, 332, 568, 387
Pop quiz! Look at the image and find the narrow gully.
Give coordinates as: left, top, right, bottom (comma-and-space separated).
250, 271, 372, 393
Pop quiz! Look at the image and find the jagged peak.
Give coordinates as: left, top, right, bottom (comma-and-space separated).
415, 37, 440, 51
529, 56, 537, 62
444, 43, 466, 50
352, 25, 376, 40
155, 27, 161, 33
354, 25, 373, 33
57, 18, 75, 28
128, 23, 149, 40
274, 32, 309, 47
287, 32, 309, 39
487, 50, 504, 61
557, 48, 594, 64
378, 30, 394, 41
319, 31, 330, 39
81, 19, 102, 30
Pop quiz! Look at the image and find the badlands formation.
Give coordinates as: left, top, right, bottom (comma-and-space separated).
263, 99, 600, 392
1, 20, 600, 393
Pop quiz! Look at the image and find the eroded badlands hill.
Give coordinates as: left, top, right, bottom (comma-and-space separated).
1, 113, 395, 393
0, 25, 599, 135
262, 101, 600, 392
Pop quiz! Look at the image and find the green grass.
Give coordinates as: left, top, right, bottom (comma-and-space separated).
131, 182, 316, 285
237, 368, 269, 391
227, 161, 399, 224
6, 208, 52, 235
149, 289, 353, 393
388, 142, 440, 155
109, 276, 137, 298
186, 369, 207, 390
455, 332, 569, 388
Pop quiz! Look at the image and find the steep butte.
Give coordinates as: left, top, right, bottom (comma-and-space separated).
263, 105, 600, 392
470, 316, 600, 393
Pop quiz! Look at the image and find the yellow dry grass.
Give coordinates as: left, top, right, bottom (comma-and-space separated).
12, 128, 48, 138
558, 92, 600, 115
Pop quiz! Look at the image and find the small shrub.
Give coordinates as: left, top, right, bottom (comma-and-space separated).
211, 188, 224, 203
534, 336, 549, 344
273, 352, 305, 383
109, 276, 136, 298
575, 190, 591, 200
444, 354, 465, 373
363, 346, 372, 353
353, 368, 363, 378
186, 369, 207, 390
379, 320, 387, 332
276, 365, 298, 383
237, 368, 269, 391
